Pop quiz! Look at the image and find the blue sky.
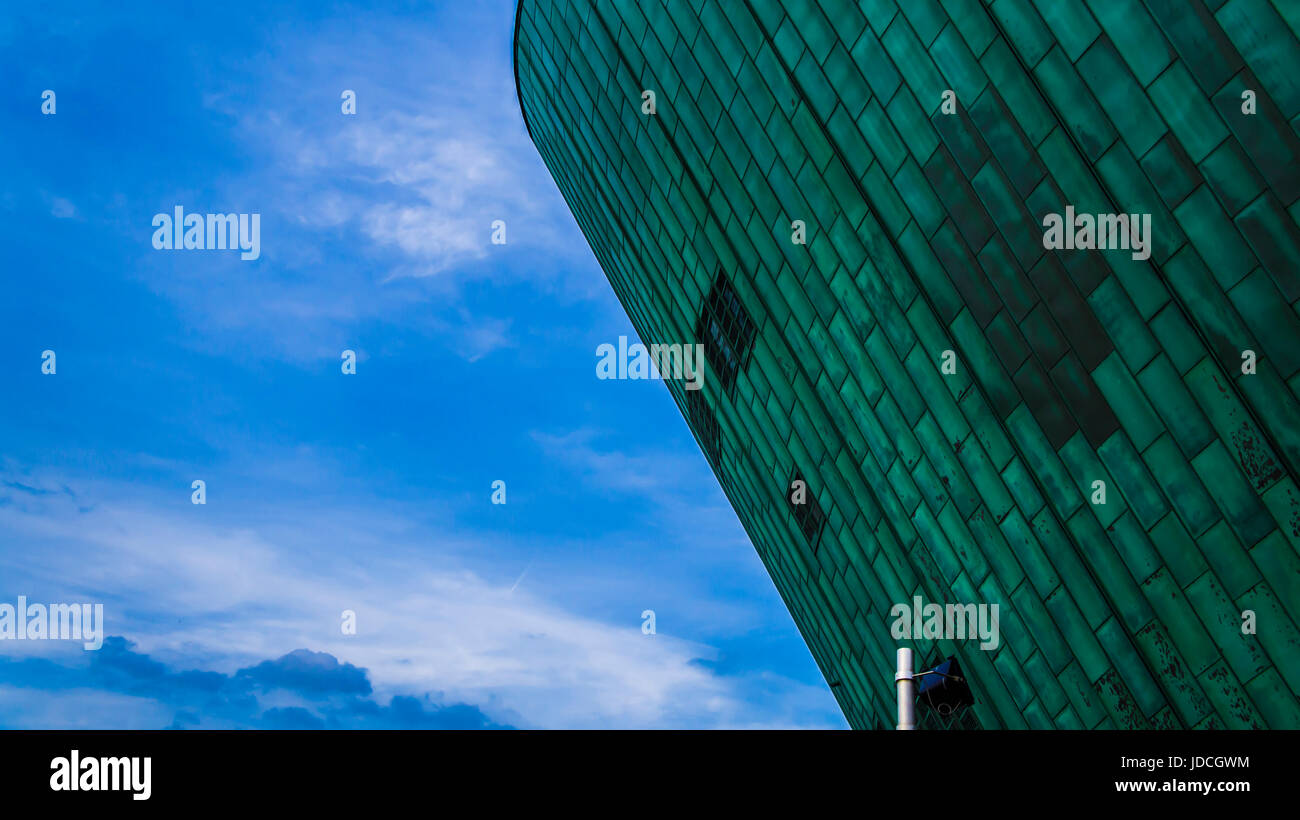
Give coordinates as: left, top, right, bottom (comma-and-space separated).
0, 0, 845, 728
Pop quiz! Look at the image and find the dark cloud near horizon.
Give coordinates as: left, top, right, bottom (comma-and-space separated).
0, 637, 510, 729
237, 648, 372, 696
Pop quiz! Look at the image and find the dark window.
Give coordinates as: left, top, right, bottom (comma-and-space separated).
786, 470, 825, 550
686, 388, 721, 468
695, 272, 755, 395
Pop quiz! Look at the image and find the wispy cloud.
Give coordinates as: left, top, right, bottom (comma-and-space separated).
218, 5, 580, 278
531, 427, 703, 495
107, 4, 598, 366
46, 194, 78, 219
0, 465, 838, 729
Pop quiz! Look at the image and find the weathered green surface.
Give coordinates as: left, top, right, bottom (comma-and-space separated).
515, 0, 1300, 729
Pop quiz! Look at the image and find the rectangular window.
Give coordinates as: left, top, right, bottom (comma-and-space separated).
786, 470, 825, 550
695, 272, 755, 395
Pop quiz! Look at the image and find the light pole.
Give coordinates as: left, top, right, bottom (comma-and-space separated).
896, 647, 915, 730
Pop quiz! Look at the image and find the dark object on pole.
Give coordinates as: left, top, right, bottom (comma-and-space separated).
917, 656, 975, 716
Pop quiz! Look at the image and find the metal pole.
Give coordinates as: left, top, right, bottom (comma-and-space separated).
896, 647, 915, 730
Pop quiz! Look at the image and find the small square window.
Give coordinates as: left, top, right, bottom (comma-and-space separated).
786, 470, 825, 550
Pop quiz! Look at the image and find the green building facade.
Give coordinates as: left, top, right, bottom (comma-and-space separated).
514, 0, 1300, 728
